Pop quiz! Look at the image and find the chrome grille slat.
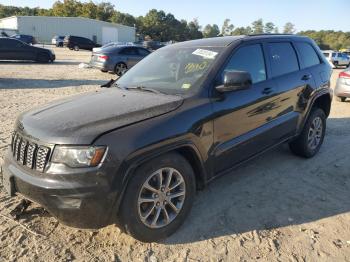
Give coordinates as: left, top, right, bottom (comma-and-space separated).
19, 140, 27, 164
26, 143, 36, 169
36, 147, 50, 172
10, 132, 50, 172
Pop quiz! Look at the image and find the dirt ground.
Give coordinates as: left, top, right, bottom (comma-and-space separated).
0, 46, 350, 262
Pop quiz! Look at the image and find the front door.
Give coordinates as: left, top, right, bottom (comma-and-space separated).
211, 43, 280, 174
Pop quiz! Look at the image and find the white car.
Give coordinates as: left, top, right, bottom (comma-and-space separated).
322, 50, 350, 68
51, 36, 65, 47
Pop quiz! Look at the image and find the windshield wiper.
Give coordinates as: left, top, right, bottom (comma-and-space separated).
124, 86, 161, 94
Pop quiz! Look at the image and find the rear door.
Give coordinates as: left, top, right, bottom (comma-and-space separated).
136, 47, 150, 61
266, 41, 316, 135
119, 47, 140, 68
294, 41, 326, 103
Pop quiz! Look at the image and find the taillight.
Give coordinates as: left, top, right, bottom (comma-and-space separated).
98, 55, 109, 61
339, 71, 350, 79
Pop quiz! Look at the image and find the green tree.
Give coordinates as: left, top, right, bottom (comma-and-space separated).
221, 18, 234, 36
264, 22, 275, 34
283, 22, 296, 34
231, 26, 252, 35
187, 19, 203, 40
203, 24, 220, 38
111, 11, 137, 27
252, 19, 264, 34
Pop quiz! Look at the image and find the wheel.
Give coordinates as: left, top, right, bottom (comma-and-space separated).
289, 108, 326, 158
336, 96, 346, 102
73, 45, 79, 51
36, 53, 50, 63
333, 61, 338, 68
119, 153, 196, 242
114, 62, 127, 76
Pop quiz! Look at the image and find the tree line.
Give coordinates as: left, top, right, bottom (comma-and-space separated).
1, 1, 349, 50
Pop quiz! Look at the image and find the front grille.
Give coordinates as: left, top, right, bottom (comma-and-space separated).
11, 132, 50, 172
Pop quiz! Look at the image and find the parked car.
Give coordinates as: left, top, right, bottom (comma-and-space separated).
322, 50, 350, 68
2, 35, 332, 242
63, 35, 99, 51
334, 68, 350, 102
92, 42, 142, 52
10, 34, 37, 45
51, 35, 65, 47
0, 37, 55, 62
90, 46, 151, 75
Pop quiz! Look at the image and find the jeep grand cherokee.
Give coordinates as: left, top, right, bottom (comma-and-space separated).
2, 35, 332, 242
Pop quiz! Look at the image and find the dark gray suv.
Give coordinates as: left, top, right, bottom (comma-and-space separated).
2, 35, 332, 242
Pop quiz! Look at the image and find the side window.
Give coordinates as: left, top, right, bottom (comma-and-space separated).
268, 42, 299, 78
332, 53, 336, 58
222, 44, 266, 84
138, 48, 150, 56
295, 42, 320, 68
120, 47, 138, 55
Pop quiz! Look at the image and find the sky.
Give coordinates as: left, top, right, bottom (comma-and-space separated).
2, 0, 350, 32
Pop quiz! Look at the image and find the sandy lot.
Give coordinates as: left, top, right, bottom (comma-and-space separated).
0, 47, 350, 261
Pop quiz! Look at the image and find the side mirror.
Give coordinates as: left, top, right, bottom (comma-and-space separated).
216, 70, 252, 93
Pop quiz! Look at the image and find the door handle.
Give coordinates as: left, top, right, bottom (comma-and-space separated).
262, 87, 273, 95
302, 74, 312, 81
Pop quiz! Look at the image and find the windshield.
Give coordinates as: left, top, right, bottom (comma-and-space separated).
116, 45, 224, 95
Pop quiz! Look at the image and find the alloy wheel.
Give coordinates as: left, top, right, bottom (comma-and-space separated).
307, 116, 323, 150
115, 63, 127, 75
137, 167, 186, 229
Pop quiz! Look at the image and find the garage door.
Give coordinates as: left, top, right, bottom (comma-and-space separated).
102, 27, 118, 45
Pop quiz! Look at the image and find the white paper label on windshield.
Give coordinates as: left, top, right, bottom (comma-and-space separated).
192, 49, 218, 59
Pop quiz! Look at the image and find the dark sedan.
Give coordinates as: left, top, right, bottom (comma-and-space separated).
10, 34, 37, 45
0, 37, 55, 62
90, 46, 150, 75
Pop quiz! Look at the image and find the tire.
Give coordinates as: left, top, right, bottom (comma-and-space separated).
36, 53, 50, 63
333, 61, 338, 68
119, 153, 196, 242
336, 96, 346, 102
289, 108, 326, 158
73, 45, 79, 51
114, 62, 128, 76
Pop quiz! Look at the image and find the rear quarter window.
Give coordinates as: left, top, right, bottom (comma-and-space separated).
268, 42, 299, 78
295, 42, 320, 68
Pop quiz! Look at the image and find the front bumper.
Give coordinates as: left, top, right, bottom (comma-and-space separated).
2, 150, 118, 229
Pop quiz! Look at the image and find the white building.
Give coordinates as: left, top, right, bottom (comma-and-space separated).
0, 16, 135, 45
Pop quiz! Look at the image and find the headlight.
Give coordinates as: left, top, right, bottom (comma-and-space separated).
51, 146, 106, 168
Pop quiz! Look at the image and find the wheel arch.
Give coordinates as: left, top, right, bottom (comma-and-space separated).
114, 143, 208, 216
312, 93, 332, 117
297, 90, 332, 135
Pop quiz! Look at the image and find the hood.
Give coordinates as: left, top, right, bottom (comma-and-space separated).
16, 88, 183, 144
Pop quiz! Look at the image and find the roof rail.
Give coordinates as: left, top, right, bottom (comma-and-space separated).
248, 33, 295, 36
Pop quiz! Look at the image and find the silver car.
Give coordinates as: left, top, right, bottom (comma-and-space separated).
334, 68, 350, 102
323, 50, 350, 68
90, 46, 150, 76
